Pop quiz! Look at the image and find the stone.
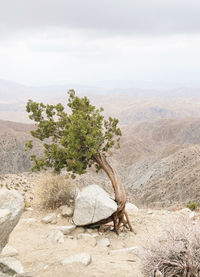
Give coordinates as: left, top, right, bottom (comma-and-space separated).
47, 230, 65, 244
70, 227, 85, 236
109, 246, 141, 255
41, 214, 57, 224
61, 253, 91, 266
189, 211, 196, 219
0, 257, 24, 275
1, 245, 18, 257
125, 203, 139, 213
57, 225, 76, 235
0, 190, 24, 253
60, 206, 73, 217
77, 234, 97, 247
98, 238, 110, 247
73, 185, 117, 226
180, 208, 191, 214
147, 210, 153, 214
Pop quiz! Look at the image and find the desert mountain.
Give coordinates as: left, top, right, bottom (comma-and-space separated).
1, 116, 200, 207
1, 79, 200, 123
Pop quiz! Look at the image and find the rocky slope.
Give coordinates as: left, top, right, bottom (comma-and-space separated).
1, 117, 200, 207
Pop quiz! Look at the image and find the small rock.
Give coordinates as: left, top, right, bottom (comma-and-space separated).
1, 245, 18, 257
109, 246, 141, 255
77, 234, 97, 247
180, 208, 191, 214
71, 227, 85, 236
91, 233, 99, 238
57, 225, 76, 235
0, 257, 24, 275
125, 203, 139, 213
147, 210, 153, 214
135, 217, 142, 224
61, 253, 91, 266
47, 230, 64, 243
189, 211, 196, 219
98, 238, 110, 247
24, 207, 33, 212
60, 206, 73, 217
41, 213, 57, 224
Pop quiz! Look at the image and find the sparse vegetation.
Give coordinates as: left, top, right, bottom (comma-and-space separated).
34, 173, 79, 209
187, 201, 199, 211
141, 219, 200, 277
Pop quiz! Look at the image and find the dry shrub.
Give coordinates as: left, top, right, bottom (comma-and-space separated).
141, 218, 200, 277
34, 173, 79, 209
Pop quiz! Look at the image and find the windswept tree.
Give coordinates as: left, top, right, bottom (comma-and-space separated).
26, 90, 133, 234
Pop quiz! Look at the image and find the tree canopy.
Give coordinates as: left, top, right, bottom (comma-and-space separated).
26, 90, 122, 177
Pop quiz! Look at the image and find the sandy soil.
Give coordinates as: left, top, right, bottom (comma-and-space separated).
6, 208, 193, 277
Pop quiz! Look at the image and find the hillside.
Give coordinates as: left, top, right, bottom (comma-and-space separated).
1, 117, 200, 207
0, 120, 41, 173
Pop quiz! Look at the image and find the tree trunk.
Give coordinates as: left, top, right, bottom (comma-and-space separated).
93, 153, 134, 234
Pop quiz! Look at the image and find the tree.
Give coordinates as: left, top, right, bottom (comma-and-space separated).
26, 90, 134, 234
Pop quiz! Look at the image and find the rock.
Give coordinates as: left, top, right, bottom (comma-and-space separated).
70, 227, 85, 236
57, 225, 76, 235
135, 217, 142, 224
125, 203, 139, 213
0, 190, 24, 253
77, 234, 97, 247
47, 230, 65, 244
0, 257, 24, 275
60, 206, 73, 217
61, 253, 91, 266
1, 245, 18, 257
189, 211, 196, 219
98, 238, 110, 247
180, 208, 191, 214
147, 210, 153, 214
41, 214, 57, 224
0, 210, 11, 225
73, 185, 117, 226
109, 246, 141, 255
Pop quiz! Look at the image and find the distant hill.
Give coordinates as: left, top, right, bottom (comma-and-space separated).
1, 79, 200, 123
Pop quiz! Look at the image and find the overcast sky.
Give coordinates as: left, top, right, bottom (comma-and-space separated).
0, 0, 200, 88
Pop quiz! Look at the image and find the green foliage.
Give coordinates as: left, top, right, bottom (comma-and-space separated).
26, 90, 122, 176
186, 201, 199, 211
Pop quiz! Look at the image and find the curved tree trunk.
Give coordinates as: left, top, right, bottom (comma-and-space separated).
93, 153, 134, 234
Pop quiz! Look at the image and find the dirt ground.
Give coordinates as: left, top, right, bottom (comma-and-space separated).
7, 207, 195, 277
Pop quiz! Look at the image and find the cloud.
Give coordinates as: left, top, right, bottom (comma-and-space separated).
1, 0, 200, 38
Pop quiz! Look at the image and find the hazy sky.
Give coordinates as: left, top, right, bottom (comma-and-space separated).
1, 0, 200, 88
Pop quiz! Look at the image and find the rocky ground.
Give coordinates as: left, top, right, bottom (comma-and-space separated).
4, 205, 199, 277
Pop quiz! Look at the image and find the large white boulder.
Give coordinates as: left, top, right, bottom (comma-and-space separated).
0, 190, 24, 253
73, 185, 117, 226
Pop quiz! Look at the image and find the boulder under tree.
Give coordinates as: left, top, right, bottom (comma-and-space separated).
26, 90, 134, 234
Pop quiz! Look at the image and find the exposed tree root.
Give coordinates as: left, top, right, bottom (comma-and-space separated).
91, 153, 135, 235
